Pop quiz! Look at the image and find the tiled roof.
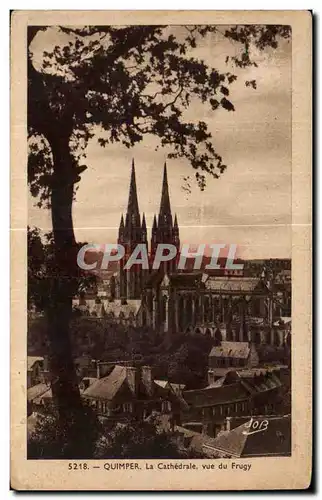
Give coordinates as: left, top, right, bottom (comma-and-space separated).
208, 415, 291, 457
154, 380, 168, 389
81, 377, 97, 384
205, 276, 268, 293
33, 387, 52, 404
207, 367, 236, 377
27, 383, 50, 402
249, 373, 282, 393
236, 368, 280, 377
74, 299, 141, 318
145, 271, 204, 289
206, 376, 227, 388
273, 317, 292, 326
83, 365, 127, 400
175, 425, 205, 454
169, 273, 203, 288
73, 298, 141, 318
169, 383, 186, 392
27, 356, 44, 371
80, 377, 97, 393
183, 382, 251, 408
103, 299, 141, 318
209, 341, 250, 359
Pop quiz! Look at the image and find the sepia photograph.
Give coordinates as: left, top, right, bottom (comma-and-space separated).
10, 10, 311, 490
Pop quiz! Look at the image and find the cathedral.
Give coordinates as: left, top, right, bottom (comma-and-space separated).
117, 160, 180, 301
74, 160, 290, 348
112, 161, 288, 347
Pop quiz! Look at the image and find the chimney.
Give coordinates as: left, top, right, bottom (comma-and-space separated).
208, 369, 215, 386
96, 362, 101, 379
41, 355, 51, 384
126, 366, 139, 396
141, 366, 154, 396
226, 417, 232, 432
82, 378, 90, 390
248, 342, 259, 368
43, 355, 49, 371
96, 361, 111, 379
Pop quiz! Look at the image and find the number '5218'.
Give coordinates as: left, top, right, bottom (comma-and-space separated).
68, 463, 88, 470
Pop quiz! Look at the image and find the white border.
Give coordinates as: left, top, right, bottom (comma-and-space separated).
4, 2, 317, 498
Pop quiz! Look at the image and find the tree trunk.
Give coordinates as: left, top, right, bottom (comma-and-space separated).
46, 134, 89, 457
28, 28, 95, 457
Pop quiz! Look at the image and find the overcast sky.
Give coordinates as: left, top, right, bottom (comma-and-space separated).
29, 26, 292, 259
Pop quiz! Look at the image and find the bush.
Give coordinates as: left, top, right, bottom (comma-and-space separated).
28, 403, 101, 459
96, 417, 189, 459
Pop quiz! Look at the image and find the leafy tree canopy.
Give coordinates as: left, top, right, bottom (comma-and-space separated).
28, 24, 291, 203
28, 226, 96, 312
28, 404, 101, 459
96, 416, 200, 459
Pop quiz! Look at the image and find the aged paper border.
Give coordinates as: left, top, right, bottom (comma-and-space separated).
10, 10, 312, 490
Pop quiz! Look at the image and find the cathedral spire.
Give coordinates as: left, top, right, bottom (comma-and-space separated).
151, 214, 158, 252
120, 213, 124, 228
158, 162, 172, 225
127, 159, 140, 221
142, 212, 147, 230
118, 214, 125, 241
173, 213, 180, 247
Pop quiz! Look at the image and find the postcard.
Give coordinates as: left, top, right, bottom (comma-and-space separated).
11, 10, 312, 490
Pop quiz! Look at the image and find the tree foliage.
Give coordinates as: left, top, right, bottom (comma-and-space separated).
28, 404, 101, 459
28, 225, 96, 312
28, 410, 201, 459
95, 416, 198, 459
28, 24, 291, 197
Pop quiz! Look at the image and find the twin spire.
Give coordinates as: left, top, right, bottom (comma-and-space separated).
159, 162, 171, 222
118, 159, 179, 246
127, 159, 140, 219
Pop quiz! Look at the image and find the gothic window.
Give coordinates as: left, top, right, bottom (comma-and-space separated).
162, 401, 171, 413
214, 328, 222, 343
213, 297, 220, 315
205, 328, 212, 338
195, 299, 200, 322
142, 308, 147, 325
273, 329, 280, 346
251, 328, 260, 344
186, 296, 193, 324
162, 295, 167, 323
253, 298, 261, 316
123, 403, 132, 413
204, 296, 209, 321
178, 296, 185, 331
